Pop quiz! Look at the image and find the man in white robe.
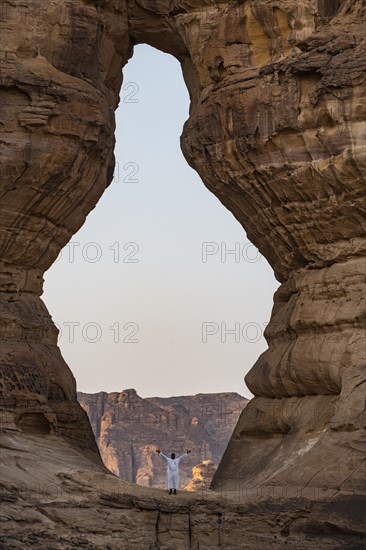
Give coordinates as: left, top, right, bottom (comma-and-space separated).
156, 449, 191, 494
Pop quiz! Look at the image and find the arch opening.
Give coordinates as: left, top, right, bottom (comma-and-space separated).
41, 43, 278, 490
44, 44, 278, 399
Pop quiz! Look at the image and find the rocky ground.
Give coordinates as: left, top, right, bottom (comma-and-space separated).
1, 429, 365, 550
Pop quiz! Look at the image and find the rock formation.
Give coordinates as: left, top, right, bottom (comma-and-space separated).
185, 461, 218, 492
1, 0, 365, 546
78, 389, 248, 488
5, 430, 364, 550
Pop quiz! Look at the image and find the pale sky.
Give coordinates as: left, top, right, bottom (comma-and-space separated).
43, 45, 279, 399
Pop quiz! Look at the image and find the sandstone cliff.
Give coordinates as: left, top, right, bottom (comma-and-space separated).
78, 389, 248, 489
185, 460, 218, 492
1, 0, 365, 547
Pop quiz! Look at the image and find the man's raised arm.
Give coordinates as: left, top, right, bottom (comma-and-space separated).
177, 449, 191, 461
156, 449, 169, 460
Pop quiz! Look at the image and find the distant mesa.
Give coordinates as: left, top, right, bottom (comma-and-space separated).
78, 389, 248, 489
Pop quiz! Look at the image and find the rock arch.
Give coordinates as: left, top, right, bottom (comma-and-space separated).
1, 0, 365, 524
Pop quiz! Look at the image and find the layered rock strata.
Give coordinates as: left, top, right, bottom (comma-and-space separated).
1, 430, 365, 549
0, 0, 365, 545
78, 389, 247, 488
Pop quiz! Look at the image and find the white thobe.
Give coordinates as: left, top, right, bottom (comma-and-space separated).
159, 452, 188, 489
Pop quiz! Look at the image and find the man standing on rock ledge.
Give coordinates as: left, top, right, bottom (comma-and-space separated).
156, 449, 191, 494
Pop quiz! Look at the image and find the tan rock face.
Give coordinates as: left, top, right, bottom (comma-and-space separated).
78, 389, 247, 489
0, 0, 131, 451
186, 460, 218, 492
0, 0, 365, 544
4, 430, 365, 550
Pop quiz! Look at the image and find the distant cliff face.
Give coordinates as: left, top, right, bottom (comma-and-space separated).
78, 389, 248, 489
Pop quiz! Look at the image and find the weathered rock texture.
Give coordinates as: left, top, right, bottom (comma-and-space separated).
185, 461, 218, 492
78, 389, 247, 489
3, 430, 365, 550
1, 0, 366, 546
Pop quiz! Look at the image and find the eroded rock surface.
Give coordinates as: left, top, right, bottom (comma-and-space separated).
78, 389, 247, 488
185, 461, 218, 492
0, 0, 365, 546
1, 430, 365, 549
